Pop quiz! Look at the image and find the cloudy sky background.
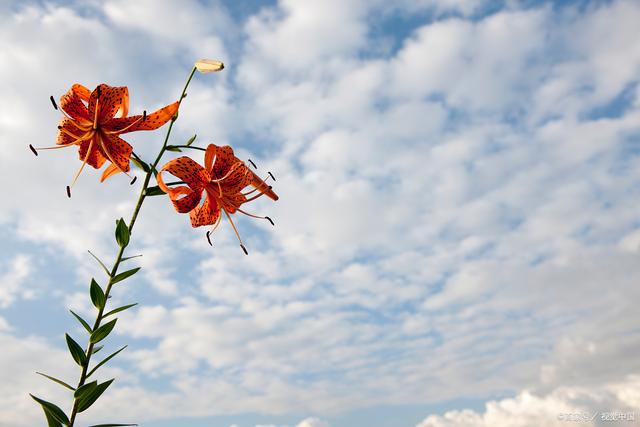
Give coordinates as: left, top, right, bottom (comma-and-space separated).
1, 0, 640, 426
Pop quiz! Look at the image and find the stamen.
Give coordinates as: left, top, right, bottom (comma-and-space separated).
98, 136, 132, 179
210, 161, 244, 183
130, 176, 137, 185
58, 110, 92, 132
66, 186, 71, 198
222, 208, 247, 253
29, 144, 38, 156
69, 138, 95, 187
206, 231, 212, 246
142, 110, 147, 121
49, 96, 58, 110
268, 171, 276, 181
96, 86, 102, 98
235, 207, 275, 226
248, 159, 257, 169
265, 216, 274, 226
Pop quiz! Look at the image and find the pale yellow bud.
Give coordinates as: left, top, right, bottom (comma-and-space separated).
195, 59, 225, 73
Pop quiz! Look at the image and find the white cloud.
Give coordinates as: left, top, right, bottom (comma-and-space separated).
416, 375, 640, 427
0, 254, 33, 308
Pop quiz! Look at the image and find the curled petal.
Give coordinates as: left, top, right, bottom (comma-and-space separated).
166, 186, 202, 213
250, 170, 279, 201
101, 133, 133, 173
158, 156, 209, 192
189, 194, 221, 227
60, 85, 91, 124
100, 163, 122, 182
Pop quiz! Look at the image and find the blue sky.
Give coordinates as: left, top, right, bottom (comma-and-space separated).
1, 1, 640, 427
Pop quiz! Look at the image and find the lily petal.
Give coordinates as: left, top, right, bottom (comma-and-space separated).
78, 138, 107, 169
189, 193, 221, 227
60, 86, 91, 124
110, 101, 180, 134
89, 84, 129, 123
100, 163, 122, 182
249, 170, 279, 201
101, 133, 133, 173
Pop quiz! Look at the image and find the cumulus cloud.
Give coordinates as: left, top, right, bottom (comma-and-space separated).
416, 375, 640, 427
0, 254, 33, 308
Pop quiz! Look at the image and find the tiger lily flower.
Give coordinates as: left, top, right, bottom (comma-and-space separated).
157, 144, 278, 254
32, 83, 179, 191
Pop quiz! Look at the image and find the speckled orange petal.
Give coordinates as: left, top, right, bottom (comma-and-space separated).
102, 134, 133, 173
78, 138, 107, 169
211, 145, 237, 179
220, 164, 252, 194
222, 192, 247, 214
250, 170, 279, 201
189, 193, 221, 227
56, 118, 86, 146
60, 86, 91, 124
158, 156, 209, 192
111, 101, 180, 133
167, 186, 202, 213
204, 144, 216, 173
72, 83, 91, 102
88, 84, 128, 123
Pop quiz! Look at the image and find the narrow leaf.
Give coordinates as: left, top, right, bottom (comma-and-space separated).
92, 345, 104, 354
69, 310, 92, 333
115, 218, 130, 247
90, 319, 117, 344
104, 303, 138, 318
30, 394, 70, 425
111, 267, 141, 285
131, 157, 150, 173
87, 250, 111, 277
144, 186, 166, 196
77, 379, 114, 413
87, 345, 128, 378
90, 279, 106, 310
65, 334, 87, 366
186, 134, 197, 146
36, 372, 75, 391
121, 254, 142, 262
44, 410, 64, 427
74, 380, 97, 399
165, 145, 182, 152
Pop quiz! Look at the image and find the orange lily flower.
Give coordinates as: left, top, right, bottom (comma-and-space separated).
157, 144, 278, 253
32, 83, 179, 191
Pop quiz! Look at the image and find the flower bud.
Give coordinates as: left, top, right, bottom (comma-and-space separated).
195, 59, 225, 73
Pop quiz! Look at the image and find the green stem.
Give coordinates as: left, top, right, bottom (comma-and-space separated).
169, 145, 206, 151
67, 66, 197, 427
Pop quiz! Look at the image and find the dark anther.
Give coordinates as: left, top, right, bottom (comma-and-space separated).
206, 231, 212, 246
240, 244, 249, 255
96, 86, 101, 98
142, 110, 147, 121
57, 125, 62, 130
268, 171, 276, 181
29, 144, 38, 156
49, 96, 58, 110
130, 176, 137, 185
265, 216, 274, 226
248, 159, 257, 169
66, 186, 71, 198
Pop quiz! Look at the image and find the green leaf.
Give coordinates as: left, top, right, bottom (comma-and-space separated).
74, 380, 97, 399
115, 218, 130, 247
121, 254, 142, 262
77, 379, 114, 413
87, 250, 111, 277
44, 410, 64, 427
90, 319, 117, 344
69, 310, 92, 333
30, 394, 70, 425
185, 134, 197, 146
111, 267, 141, 285
92, 345, 104, 354
36, 372, 75, 391
104, 303, 138, 318
90, 279, 106, 310
165, 145, 182, 152
131, 157, 150, 173
88, 424, 137, 426
87, 345, 128, 378
144, 185, 166, 196
65, 334, 87, 367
